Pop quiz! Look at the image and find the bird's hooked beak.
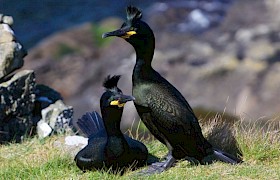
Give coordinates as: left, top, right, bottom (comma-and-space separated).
102, 28, 136, 39
110, 95, 135, 108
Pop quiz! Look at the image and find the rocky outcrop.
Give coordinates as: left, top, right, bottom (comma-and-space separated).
0, 70, 36, 143
0, 15, 74, 143
0, 70, 35, 121
0, 15, 26, 79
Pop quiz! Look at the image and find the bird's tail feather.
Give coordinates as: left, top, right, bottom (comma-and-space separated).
76, 111, 105, 138
213, 148, 243, 164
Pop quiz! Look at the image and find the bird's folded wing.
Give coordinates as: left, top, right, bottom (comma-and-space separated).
145, 86, 202, 134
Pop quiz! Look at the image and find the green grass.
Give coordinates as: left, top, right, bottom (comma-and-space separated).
1, 119, 280, 179
90, 24, 113, 47
55, 43, 79, 58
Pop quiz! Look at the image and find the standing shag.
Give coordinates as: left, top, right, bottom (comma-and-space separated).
75, 75, 148, 173
102, 6, 242, 173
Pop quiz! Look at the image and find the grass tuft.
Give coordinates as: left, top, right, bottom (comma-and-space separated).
1, 117, 280, 179
236, 118, 280, 163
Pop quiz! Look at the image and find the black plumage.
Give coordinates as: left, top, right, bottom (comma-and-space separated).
74, 75, 148, 173
102, 6, 242, 173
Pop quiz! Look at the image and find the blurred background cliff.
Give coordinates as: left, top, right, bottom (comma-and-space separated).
2, 0, 280, 130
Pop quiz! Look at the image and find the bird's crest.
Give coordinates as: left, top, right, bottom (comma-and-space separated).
126, 6, 142, 22
103, 75, 121, 89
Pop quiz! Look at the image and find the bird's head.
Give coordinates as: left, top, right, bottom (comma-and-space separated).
102, 6, 154, 49
100, 75, 135, 110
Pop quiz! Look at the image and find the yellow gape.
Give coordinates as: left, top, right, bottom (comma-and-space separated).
110, 100, 125, 107
121, 31, 136, 39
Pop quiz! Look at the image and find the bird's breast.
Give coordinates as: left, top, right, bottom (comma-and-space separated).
132, 83, 151, 107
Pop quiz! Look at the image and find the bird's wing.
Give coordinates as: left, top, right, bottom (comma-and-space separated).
145, 84, 202, 135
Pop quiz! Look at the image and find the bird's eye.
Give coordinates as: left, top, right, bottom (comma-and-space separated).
130, 27, 138, 32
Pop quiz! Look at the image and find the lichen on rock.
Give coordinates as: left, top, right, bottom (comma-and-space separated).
0, 70, 36, 120
37, 100, 74, 138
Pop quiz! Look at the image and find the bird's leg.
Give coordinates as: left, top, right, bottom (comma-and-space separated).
159, 153, 176, 169
162, 150, 172, 159
137, 151, 177, 175
150, 151, 172, 167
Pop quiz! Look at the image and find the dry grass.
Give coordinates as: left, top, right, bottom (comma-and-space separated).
200, 113, 242, 157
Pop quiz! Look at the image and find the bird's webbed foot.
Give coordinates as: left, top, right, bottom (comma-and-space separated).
183, 156, 201, 165
137, 153, 176, 175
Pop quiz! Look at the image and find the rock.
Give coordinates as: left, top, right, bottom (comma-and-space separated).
0, 70, 36, 120
0, 41, 27, 79
188, 9, 210, 29
37, 120, 52, 138
0, 19, 26, 79
2, 16, 13, 26
53, 135, 87, 158
65, 135, 88, 147
246, 39, 276, 61
0, 115, 33, 143
0, 24, 15, 43
40, 100, 73, 135
0, 15, 34, 143
0, 14, 75, 143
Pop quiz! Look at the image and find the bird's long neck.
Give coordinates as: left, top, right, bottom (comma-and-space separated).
134, 38, 155, 63
132, 36, 155, 84
101, 107, 124, 137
